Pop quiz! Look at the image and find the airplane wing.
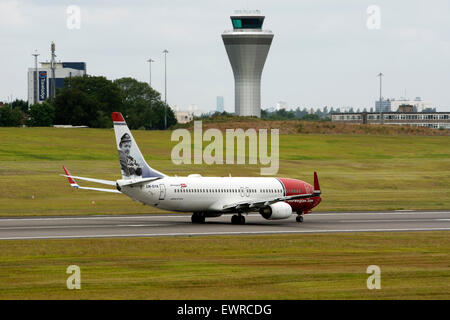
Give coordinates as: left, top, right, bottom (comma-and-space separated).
61, 166, 121, 194
221, 172, 321, 212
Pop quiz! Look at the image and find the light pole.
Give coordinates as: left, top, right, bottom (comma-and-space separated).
147, 58, 154, 129
377, 72, 384, 124
147, 58, 154, 88
163, 49, 168, 129
32, 50, 39, 107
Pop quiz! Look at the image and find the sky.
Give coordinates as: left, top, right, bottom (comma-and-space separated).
1, 0, 449, 112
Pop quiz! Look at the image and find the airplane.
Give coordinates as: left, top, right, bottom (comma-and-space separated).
62, 112, 322, 224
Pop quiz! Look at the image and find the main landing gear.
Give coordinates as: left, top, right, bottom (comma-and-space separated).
296, 213, 304, 223
191, 212, 205, 224
231, 214, 245, 225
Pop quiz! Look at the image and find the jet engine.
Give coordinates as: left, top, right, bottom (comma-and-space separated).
259, 202, 292, 220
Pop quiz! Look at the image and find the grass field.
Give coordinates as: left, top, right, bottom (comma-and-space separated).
0, 232, 448, 299
0, 127, 449, 215
0, 126, 449, 300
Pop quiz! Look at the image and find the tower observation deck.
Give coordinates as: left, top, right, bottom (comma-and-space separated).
222, 10, 274, 118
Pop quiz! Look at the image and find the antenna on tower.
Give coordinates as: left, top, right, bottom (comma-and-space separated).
377, 72, 384, 124
31, 50, 40, 106
50, 41, 57, 99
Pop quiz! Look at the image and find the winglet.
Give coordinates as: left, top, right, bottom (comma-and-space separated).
313, 171, 321, 193
63, 165, 79, 188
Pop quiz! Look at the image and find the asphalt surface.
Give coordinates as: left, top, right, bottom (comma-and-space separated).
0, 210, 449, 240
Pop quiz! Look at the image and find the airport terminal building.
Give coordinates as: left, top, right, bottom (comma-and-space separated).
331, 111, 450, 129
27, 62, 87, 105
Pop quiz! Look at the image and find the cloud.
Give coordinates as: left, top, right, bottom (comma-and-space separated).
0, 0, 26, 28
1, 0, 449, 111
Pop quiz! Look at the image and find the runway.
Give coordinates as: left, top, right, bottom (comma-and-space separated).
0, 210, 449, 240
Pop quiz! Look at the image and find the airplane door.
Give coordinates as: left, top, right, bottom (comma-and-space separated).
245, 187, 250, 197
240, 187, 244, 197
159, 184, 166, 200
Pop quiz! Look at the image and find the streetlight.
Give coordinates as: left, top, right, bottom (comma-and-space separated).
163, 49, 169, 129
147, 58, 154, 129
146, 58, 154, 88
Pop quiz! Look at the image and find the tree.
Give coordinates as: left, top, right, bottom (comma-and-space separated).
66, 75, 124, 116
301, 113, 321, 121
114, 77, 176, 130
11, 99, 29, 113
27, 102, 55, 126
53, 75, 124, 128
142, 100, 177, 130
52, 75, 176, 129
0, 107, 24, 126
53, 88, 99, 127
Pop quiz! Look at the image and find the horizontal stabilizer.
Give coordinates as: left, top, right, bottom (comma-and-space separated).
60, 175, 116, 186
62, 166, 121, 194
73, 186, 121, 193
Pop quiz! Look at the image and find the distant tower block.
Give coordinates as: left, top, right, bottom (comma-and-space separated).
222, 10, 273, 117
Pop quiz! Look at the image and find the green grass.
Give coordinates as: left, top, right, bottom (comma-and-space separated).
0, 127, 448, 300
0, 127, 449, 215
0, 232, 448, 299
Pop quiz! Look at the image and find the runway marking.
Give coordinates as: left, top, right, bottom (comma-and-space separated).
0, 211, 448, 222
0, 227, 449, 240
0, 216, 189, 222
309, 212, 450, 216
339, 219, 450, 223
0, 224, 173, 230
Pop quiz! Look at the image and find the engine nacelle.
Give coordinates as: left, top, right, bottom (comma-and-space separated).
259, 202, 293, 220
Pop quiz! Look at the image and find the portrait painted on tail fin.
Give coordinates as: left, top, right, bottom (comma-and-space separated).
118, 133, 142, 178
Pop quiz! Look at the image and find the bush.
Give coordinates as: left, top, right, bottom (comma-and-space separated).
0, 107, 25, 126
27, 102, 55, 127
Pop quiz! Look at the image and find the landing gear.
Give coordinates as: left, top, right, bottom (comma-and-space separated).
231, 214, 245, 225
191, 212, 205, 224
296, 214, 304, 223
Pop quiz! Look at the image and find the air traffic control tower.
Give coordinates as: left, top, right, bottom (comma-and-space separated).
222, 10, 273, 118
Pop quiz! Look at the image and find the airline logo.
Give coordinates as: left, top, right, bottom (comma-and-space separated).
38, 71, 47, 101
180, 183, 187, 188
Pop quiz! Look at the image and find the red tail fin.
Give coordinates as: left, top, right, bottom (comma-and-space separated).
313, 171, 321, 192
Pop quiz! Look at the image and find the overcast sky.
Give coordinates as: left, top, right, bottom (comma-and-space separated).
1, 0, 449, 112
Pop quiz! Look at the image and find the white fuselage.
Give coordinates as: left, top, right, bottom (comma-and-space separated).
120, 176, 285, 214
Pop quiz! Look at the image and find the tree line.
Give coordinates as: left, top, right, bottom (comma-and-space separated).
0, 76, 177, 129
